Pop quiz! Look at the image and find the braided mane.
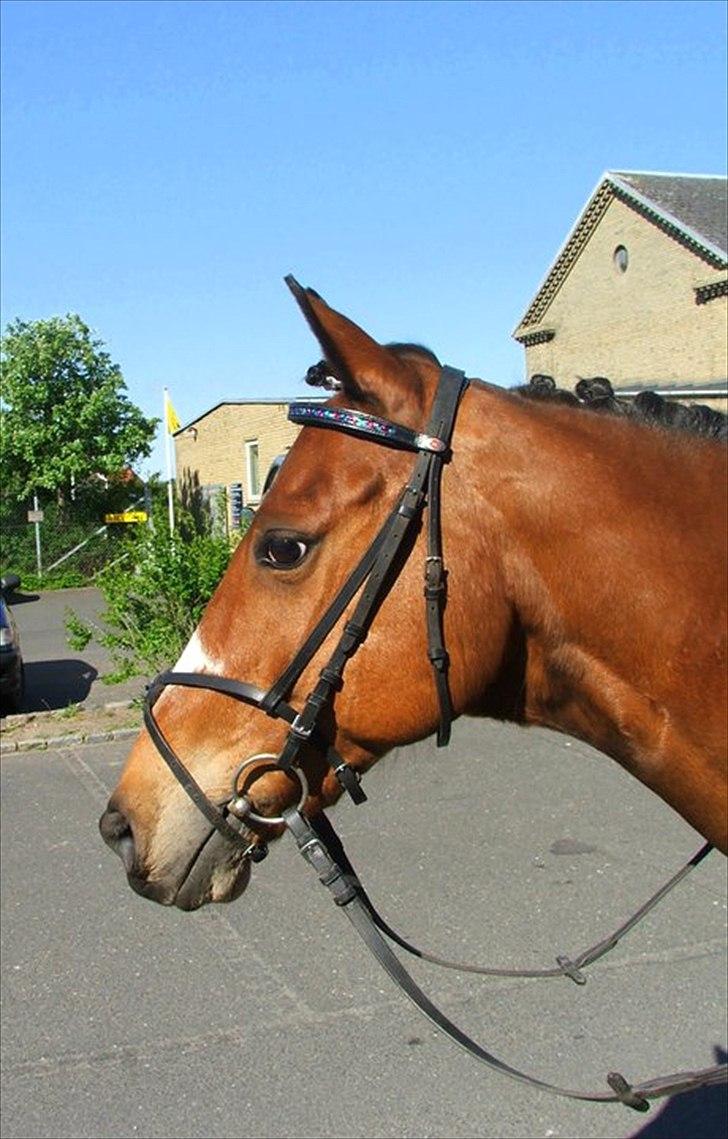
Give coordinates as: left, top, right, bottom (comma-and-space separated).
518, 374, 727, 441
304, 351, 727, 442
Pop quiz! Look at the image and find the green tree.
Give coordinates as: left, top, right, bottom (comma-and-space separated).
0, 314, 157, 504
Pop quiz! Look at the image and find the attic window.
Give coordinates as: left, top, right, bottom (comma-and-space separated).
613, 245, 629, 273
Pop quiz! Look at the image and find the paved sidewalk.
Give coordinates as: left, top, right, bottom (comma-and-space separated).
1, 717, 726, 1139
1, 700, 142, 754
7, 586, 148, 715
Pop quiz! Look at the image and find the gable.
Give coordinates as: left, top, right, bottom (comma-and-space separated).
514, 171, 728, 336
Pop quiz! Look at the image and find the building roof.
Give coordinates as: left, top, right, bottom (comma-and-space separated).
612, 171, 727, 257
514, 170, 728, 335
613, 380, 727, 400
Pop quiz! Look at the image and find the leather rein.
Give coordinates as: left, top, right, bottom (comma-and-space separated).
143, 365, 726, 1112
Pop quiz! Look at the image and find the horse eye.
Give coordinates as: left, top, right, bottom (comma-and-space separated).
260, 535, 309, 569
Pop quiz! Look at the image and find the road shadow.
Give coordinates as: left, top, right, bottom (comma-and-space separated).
630, 1047, 727, 1139
22, 659, 99, 711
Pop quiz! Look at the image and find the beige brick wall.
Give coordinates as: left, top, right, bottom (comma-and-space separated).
520, 197, 727, 387
174, 402, 302, 510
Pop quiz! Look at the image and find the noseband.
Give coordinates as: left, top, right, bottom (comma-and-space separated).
144, 365, 469, 854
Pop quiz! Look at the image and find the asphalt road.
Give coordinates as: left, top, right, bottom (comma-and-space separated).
1, 715, 726, 1139
6, 586, 148, 713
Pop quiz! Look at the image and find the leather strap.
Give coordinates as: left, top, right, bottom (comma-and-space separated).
285, 808, 727, 1111
288, 402, 450, 454
273, 367, 468, 775
308, 812, 715, 981
143, 683, 268, 856
422, 366, 468, 746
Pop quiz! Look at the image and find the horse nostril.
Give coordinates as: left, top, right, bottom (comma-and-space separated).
99, 807, 137, 873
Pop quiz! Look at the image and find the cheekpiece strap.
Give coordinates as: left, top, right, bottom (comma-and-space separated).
288, 402, 447, 454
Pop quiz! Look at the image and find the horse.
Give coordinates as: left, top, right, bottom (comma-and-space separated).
99, 278, 727, 1105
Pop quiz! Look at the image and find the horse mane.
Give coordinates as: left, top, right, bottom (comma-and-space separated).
386, 342, 442, 366
304, 351, 727, 442
516, 374, 727, 442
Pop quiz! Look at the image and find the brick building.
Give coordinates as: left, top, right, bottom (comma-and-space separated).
513, 171, 728, 411
174, 399, 320, 528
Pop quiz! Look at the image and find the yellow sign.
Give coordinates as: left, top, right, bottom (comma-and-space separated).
105, 512, 148, 524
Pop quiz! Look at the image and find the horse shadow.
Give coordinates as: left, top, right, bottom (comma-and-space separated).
631, 1047, 727, 1139
22, 659, 99, 712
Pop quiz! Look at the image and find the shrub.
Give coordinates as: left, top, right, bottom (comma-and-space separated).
23, 568, 88, 591
66, 508, 246, 682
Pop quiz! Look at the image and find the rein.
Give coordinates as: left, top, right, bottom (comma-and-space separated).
143, 365, 726, 1112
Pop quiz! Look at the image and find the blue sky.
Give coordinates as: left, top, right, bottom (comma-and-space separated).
2, 0, 726, 479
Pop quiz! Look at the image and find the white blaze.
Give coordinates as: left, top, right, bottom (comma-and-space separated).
173, 628, 224, 675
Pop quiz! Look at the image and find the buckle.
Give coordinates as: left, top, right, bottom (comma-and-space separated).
607, 1072, 650, 1112
290, 712, 314, 740
555, 954, 587, 985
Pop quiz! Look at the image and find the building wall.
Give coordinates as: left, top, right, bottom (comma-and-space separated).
174, 402, 301, 511
521, 197, 727, 387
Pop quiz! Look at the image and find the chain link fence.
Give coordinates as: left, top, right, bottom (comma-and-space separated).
1, 480, 250, 586
0, 488, 151, 585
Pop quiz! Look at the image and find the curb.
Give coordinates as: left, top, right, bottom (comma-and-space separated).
2, 726, 141, 753
0, 700, 142, 754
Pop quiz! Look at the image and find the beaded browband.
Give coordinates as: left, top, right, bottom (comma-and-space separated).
288, 402, 448, 454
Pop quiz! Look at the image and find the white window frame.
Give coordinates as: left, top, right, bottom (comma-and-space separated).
245, 439, 262, 504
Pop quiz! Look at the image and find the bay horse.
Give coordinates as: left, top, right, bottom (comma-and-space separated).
100, 278, 727, 1108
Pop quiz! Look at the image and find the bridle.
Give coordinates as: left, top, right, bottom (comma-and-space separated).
144, 365, 469, 849
143, 365, 726, 1111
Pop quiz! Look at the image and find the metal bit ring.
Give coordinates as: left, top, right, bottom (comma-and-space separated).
228, 753, 309, 825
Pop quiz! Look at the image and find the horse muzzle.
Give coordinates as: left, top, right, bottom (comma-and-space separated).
99, 799, 256, 910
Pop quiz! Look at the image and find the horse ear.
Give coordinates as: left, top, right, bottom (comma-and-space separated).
285, 275, 425, 416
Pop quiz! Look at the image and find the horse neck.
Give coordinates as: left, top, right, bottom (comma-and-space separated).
448, 383, 727, 837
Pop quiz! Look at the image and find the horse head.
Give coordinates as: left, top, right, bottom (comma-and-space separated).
99, 280, 510, 909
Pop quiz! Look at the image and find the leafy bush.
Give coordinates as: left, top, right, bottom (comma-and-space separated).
23, 568, 88, 591
66, 507, 246, 682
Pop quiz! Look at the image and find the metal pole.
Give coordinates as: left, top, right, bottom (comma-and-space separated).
144, 481, 154, 529
33, 493, 42, 579
164, 389, 176, 534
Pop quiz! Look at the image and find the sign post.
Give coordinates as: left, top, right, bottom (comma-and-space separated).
29, 494, 43, 577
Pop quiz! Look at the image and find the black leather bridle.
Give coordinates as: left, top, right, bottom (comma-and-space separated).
144, 365, 469, 852
142, 365, 726, 1111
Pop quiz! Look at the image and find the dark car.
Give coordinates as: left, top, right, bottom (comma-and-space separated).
0, 574, 25, 714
